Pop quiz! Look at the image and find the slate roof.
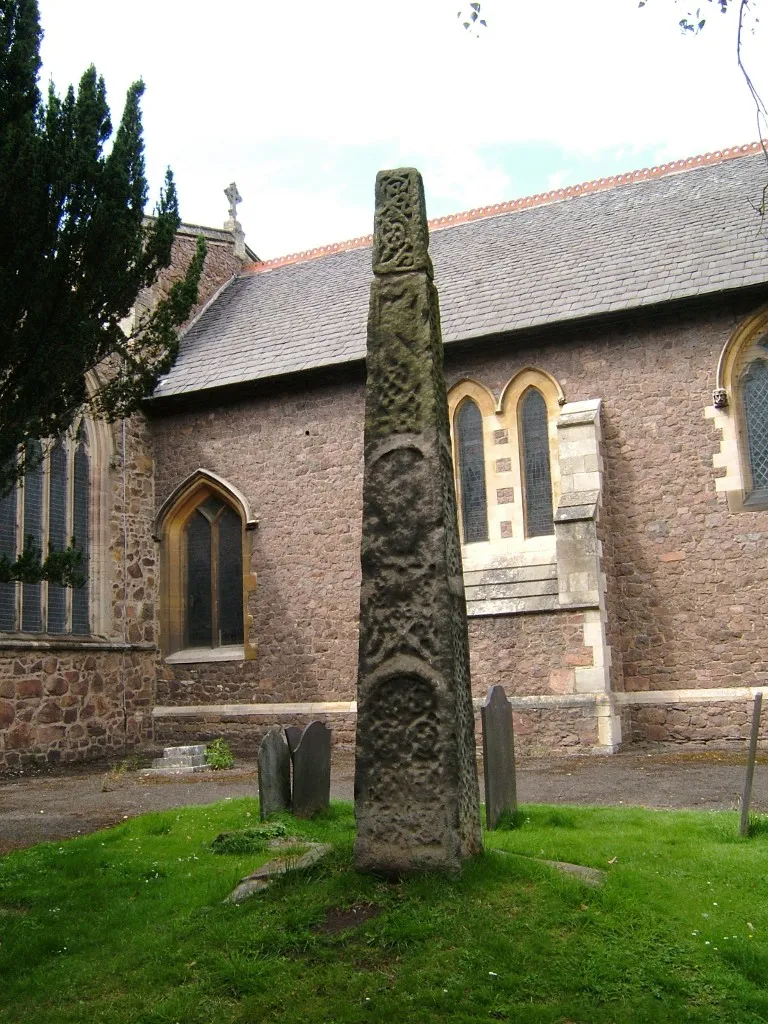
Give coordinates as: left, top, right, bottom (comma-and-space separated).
153, 147, 768, 399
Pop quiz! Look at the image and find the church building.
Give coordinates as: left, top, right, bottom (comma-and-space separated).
1, 143, 768, 770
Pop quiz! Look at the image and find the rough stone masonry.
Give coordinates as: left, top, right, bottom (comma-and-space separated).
354, 168, 482, 873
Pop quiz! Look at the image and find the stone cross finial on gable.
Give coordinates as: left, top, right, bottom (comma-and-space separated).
224, 181, 242, 223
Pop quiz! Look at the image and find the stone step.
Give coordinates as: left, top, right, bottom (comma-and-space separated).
145, 764, 209, 775
152, 754, 207, 769
163, 744, 206, 758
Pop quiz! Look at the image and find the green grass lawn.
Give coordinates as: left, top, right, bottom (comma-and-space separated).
1, 800, 767, 1024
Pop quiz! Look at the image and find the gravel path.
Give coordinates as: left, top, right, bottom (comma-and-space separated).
1, 750, 766, 854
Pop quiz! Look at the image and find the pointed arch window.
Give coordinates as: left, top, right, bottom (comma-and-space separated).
0, 419, 91, 635
520, 387, 554, 538
156, 471, 256, 661
741, 353, 768, 499
184, 497, 243, 649
455, 399, 489, 543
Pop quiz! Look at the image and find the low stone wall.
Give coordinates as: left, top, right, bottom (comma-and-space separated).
0, 646, 155, 771
154, 710, 357, 757
154, 702, 600, 761
156, 659, 265, 706
624, 699, 768, 749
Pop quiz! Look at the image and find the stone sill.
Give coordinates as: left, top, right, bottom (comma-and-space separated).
615, 686, 767, 705
0, 638, 156, 653
165, 645, 246, 665
153, 700, 357, 718
467, 597, 598, 618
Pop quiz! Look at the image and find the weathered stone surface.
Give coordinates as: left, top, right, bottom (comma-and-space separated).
226, 842, 332, 903
257, 725, 292, 819
284, 725, 302, 754
292, 720, 331, 818
354, 168, 482, 874
481, 685, 517, 829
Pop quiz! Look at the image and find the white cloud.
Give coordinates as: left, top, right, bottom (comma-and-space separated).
36, 0, 767, 257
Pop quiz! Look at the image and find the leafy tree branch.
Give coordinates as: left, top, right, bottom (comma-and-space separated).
0, 0, 207, 503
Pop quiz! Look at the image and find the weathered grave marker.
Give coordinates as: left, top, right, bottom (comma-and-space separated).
285, 725, 302, 755
481, 685, 517, 829
257, 725, 291, 819
740, 692, 763, 836
292, 720, 331, 818
354, 168, 482, 874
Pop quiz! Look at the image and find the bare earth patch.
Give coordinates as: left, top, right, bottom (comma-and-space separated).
313, 902, 383, 935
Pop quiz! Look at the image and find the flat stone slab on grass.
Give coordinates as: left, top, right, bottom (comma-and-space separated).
491, 848, 606, 887
538, 858, 606, 887
226, 842, 333, 903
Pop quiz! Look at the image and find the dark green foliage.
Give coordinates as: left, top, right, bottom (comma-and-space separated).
0, 535, 84, 587
0, 0, 206, 502
211, 821, 290, 854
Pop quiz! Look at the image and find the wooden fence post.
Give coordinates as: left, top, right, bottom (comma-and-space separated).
740, 692, 763, 837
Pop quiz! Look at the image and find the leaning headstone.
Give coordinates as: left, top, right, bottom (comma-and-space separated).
292, 721, 331, 818
354, 168, 482, 874
481, 685, 517, 829
257, 725, 291, 820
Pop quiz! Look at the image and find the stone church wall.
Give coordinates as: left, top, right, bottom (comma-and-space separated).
150, 292, 768, 756
0, 411, 158, 771
0, 229, 245, 772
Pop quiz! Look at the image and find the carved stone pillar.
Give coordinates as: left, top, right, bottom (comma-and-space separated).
354, 169, 482, 874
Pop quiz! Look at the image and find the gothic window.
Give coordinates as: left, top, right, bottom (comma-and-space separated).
520, 387, 554, 537
0, 421, 91, 635
740, 352, 768, 500
156, 471, 256, 660
455, 399, 489, 543
184, 497, 243, 649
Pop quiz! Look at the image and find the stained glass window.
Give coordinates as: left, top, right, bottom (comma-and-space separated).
520, 388, 554, 538
21, 441, 43, 632
71, 425, 90, 635
0, 479, 17, 631
218, 506, 243, 645
0, 419, 92, 635
456, 400, 489, 543
47, 439, 68, 634
743, 358, 768, 495
184, 495, 243, 649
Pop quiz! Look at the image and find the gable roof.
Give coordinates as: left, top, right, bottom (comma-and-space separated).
153, 144, 768, 399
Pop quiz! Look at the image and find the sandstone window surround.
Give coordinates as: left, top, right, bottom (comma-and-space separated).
709, 305, 768, 513
154, 469, 258, 665
0, 411, 112, 639
448, 370, 564, 586
448, 378, 617, 747
448, 374, 608, 616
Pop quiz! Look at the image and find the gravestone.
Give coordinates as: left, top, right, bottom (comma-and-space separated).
481, 685, 517, 829
292, 720, 331, 818
354, 168, 482, 874
284, 725, 302, 755
257, 725, 291, 819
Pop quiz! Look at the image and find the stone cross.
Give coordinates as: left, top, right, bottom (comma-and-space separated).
257, 725, 291, 819
480, 685, 517, 829
292, 721, 331, 818
354, 168, 482, 874
224, 181, 242, 223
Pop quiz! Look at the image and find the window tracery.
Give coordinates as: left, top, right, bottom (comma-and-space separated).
0, 419, 91, 635
155, 470, 257, 661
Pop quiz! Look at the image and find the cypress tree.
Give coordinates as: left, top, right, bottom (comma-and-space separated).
0, 0, 207, 584
0, 0, 206, 496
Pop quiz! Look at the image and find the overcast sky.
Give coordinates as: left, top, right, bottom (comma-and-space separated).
36, 0, 766, 260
